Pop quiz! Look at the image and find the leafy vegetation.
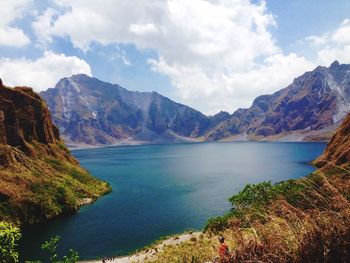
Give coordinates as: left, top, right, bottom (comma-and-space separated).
0, 221, 21, 263
229, 180, 306, 210
0, 222, 79, 263
204, 180, 306, 232
26, 236, 79, 263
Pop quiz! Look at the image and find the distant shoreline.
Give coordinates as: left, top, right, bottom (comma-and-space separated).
68, 139, 203, 150
68, 138, 328, 151
65, 124, 334, 151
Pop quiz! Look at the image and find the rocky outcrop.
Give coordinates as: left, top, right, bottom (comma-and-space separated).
314, 112, 350, 168
206, 61, 350, 141
0, 79, 110, 224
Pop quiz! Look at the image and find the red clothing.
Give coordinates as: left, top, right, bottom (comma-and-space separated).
218, 243, 230, 262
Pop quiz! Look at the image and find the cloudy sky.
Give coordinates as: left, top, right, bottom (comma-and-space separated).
1, 0, 350, 115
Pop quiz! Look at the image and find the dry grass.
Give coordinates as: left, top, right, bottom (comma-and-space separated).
145, 164, 350, 263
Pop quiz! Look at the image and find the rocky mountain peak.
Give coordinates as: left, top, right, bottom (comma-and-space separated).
330, 60, 340, 69
41, 75, 212, 145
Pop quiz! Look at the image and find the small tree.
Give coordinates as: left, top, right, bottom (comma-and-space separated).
41, 236, 79, 263
27, 236, 79, 263
0, 221, 21, 263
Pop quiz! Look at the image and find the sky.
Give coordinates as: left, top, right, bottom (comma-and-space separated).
0, 0, 350, 115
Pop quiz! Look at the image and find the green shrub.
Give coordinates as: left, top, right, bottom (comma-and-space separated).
0, 221, 21, 263
204, 212, 234, 232
229, 180, 305, 211
25, 236, 79, 263
41, 236, 79, 263
229, 181, 275, 210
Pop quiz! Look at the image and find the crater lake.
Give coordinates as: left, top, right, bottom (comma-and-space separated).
19, 141, 326, 261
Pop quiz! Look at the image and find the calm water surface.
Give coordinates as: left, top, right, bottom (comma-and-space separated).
19, 142, 326, 260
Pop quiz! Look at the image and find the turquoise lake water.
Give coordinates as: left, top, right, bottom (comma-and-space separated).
19, 141, 326, 261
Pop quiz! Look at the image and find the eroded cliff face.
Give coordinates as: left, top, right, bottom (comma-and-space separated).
0, 80, 110, 224
0, 81, 76, 165
315, 112, 350, 168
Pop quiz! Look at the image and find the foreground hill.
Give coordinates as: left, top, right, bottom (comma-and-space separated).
206, 61, 350, 142
0, 79, 110, 224
41, 74, 215, 145
141, 112, 350, 262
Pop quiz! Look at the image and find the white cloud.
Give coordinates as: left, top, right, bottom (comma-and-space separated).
331, 19, 350, 44
150, 53, 315, 114
305, 19, 350, 66
305, 35, 327, 46
33, 0, 279, 68
0, 0, 31, 47
0, 51, 91, 91
0, 27, 30, 47
32, 0, 315, 113
129, 23, 159, 36
32, 0, 350, 114
32, 8, 58, 45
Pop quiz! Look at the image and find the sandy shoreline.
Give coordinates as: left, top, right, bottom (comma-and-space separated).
79, 232, 202, 263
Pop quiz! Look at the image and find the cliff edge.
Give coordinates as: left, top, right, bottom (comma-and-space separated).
314, 112, 350, 169
0, 79, 110, 224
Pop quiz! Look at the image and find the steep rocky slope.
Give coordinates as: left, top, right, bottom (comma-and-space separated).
0, 79, 110, 224
314, 112, 350, 168
41, 74, 212, 145
206, 61, 350, 141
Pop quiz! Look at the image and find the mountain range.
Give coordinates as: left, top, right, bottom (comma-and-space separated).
41, 61, 350, 146
41, 74, 222, 145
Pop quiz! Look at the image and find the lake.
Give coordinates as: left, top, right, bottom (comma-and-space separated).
19, 141, 326, 261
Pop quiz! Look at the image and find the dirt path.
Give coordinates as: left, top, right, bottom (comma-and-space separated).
80, 232, 202, 263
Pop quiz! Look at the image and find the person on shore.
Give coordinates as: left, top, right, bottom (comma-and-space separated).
218, 236, 231, 263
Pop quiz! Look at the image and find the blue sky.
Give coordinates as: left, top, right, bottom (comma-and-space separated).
1, 0, 350, 115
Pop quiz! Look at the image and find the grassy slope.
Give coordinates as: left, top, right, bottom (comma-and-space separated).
146, 117, 350, 262
0, 142, 111, 224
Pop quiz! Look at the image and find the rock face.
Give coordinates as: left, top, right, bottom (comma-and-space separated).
206, 61, 350, 141
0, 83, 75, 162
41, 74, 212, 145
315, 112, 350, 168
0, 80, 110, 224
